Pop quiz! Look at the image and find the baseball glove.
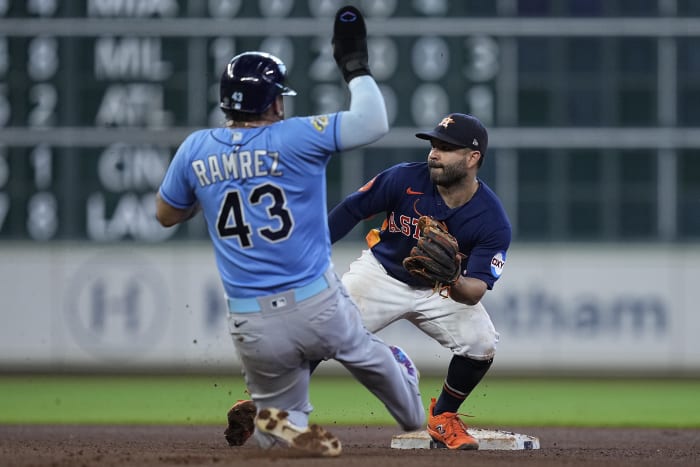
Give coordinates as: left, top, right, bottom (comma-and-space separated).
402, 216, 464, 297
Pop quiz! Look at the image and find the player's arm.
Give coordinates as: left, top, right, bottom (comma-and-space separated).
328, 167, 399, 243
449, 276, 488, 306
155, 192, 200, 227
332, 6, 389, 150
451, 226, 511, 305
328, 201, 363, 243
337, 77, 388, 150
155, 135, 200, 228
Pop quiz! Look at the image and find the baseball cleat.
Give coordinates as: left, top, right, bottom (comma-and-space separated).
427, 397, 479, 450
255, 407, 342, 457
224, 399, 257, 446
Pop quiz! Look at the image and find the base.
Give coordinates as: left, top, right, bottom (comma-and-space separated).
390, 429, 540, 450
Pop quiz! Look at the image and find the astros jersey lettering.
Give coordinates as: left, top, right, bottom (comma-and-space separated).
329, 162, 511, 289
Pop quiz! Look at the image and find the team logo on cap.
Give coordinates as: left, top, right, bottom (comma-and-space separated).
439, 116, 455, 128
472, 138, 479, 147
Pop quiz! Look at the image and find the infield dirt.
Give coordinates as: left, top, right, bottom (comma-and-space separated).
1, 425, 699, 466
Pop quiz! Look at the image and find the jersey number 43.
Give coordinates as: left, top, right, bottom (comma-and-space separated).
217, 183, 293, 247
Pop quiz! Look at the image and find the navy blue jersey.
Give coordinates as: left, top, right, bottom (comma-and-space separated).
329, 162, 511, 289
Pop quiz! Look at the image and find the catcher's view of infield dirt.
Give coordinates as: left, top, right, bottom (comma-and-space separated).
1, 425, 699, 466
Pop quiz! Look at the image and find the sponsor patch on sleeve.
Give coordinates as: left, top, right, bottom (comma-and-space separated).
490, 251, 506, 278
309, 115, 330, 132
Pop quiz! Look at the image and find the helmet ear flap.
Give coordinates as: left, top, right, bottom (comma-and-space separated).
219, 51, 296, 114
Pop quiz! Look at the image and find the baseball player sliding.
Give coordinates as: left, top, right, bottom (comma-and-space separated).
156, 5, 424, 457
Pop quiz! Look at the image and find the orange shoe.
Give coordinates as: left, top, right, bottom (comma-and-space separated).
224, 399, 256, 446
426, 397, 479, 450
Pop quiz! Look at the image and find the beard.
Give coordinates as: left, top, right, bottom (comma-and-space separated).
428, 160, 468, 188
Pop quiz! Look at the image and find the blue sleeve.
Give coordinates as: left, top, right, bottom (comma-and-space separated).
466, 226, 512, 289
158, 135, 197, 209
328, 167, 399, 243
284, 115, 340, 164
328, 202, 362, 243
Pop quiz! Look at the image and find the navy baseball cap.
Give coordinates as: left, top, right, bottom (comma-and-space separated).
416, 113, 488, 156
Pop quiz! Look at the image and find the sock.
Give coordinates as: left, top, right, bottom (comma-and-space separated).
433, 355, 493, 415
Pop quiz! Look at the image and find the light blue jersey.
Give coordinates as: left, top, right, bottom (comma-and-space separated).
159, 114, 340, 298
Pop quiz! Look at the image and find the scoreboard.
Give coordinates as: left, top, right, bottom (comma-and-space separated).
1, 0, 698, 242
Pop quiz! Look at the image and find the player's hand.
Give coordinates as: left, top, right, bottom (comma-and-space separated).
402, 216, 464, 297
332, 5, 371, 82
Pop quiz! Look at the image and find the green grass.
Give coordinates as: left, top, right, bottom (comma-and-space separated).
0, 375, 698, 428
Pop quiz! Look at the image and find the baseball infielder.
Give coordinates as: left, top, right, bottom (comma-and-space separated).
328, 113, 512, 450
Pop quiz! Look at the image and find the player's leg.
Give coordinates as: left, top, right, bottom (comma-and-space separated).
309, 250, 412, 375
226, 300, 341, 455
433, 354, 493, 416
413, 296, 499, 449
308, 249, 403, 375
341, 249, 415, 332
325, 272, 425, 431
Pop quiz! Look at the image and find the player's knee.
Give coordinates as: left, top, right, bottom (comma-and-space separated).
456, 333, 498, 360
463, 348, 496, 361
475, 340, 498, 360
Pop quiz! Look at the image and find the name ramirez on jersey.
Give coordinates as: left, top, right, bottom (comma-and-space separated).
191, 149, 282, 187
